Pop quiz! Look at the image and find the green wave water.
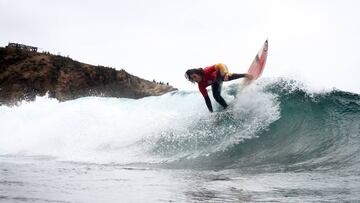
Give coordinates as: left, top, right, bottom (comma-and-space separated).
150, 79, 360, 172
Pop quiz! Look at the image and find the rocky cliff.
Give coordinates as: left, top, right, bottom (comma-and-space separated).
0, 47, 177, 105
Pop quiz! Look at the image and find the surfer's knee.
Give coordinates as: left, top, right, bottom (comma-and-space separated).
212, 87, 222, 99
213, 94, 228, 108
212, 89, 221, 100
213, 93, 221, 100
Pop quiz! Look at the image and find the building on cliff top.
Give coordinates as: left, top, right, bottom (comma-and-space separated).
6, 42, 38, 52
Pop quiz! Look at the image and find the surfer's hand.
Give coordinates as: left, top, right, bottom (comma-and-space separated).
245, 74, 253, 80
224, 73, 229, 81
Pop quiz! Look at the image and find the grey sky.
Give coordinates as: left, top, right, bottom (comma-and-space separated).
1, 0, 359, 93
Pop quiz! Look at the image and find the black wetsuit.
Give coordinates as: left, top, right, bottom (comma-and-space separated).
204, 73, 246, 112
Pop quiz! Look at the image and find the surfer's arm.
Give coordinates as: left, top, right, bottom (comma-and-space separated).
198, 84, 213, 112
204, 96, 213, 112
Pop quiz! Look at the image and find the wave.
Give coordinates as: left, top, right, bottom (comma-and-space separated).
160, 79, 360, 172
0, 78, 359, 172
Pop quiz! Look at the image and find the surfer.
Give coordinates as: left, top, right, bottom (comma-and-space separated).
185, 63, 253, 112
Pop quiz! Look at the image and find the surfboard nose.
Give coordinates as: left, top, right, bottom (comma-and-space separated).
264, 40, 268, 51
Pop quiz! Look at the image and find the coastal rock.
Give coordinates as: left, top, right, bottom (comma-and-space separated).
0, 47, 177, 105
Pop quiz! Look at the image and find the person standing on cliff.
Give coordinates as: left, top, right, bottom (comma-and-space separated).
185, 63, 252, 112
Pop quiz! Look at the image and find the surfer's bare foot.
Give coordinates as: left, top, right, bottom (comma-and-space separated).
245, 74, 253, 80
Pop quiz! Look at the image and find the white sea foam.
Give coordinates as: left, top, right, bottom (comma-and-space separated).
0, 79, 281, 164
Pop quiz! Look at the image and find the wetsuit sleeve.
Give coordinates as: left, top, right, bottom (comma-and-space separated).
204, 96, 213, 112
198, 83, 208, 96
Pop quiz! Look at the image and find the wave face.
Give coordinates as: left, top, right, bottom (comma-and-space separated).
1, 78, 359, 172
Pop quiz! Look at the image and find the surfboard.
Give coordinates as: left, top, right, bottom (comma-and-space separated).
241, 40, 268, 87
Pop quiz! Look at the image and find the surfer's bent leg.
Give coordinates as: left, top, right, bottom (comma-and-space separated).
226, 73, 247, 81
212, 82, 228, 109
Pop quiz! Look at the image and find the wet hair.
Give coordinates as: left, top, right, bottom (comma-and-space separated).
185, 68, 203, 83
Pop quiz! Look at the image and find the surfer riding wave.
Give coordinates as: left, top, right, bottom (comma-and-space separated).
185, 63, 253, 112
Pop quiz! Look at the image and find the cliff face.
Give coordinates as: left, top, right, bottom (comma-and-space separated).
0, 47, 177, 105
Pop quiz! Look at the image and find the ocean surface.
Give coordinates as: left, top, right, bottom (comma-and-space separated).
1, 78, 359, 202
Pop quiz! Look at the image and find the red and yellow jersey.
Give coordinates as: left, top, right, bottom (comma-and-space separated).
198, 63, 230, 96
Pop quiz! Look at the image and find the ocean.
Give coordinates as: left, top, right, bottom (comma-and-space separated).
1, 78, 359, 202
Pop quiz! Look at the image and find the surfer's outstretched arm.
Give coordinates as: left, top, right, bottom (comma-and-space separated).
204, 96, 213, 112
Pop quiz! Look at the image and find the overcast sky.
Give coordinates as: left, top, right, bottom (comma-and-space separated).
1, 0, 359, 93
